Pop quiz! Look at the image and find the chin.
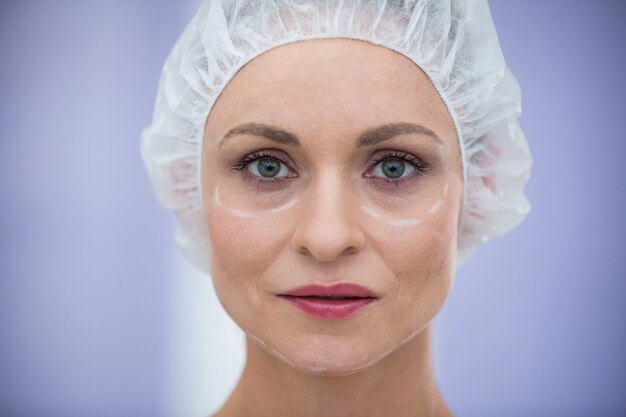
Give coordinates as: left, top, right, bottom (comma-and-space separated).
268, 332, 383, 377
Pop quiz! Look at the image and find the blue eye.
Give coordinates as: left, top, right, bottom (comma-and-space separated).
250, 157, 289, 178
231, 151, 293, 179
370, 157, 416, 179
231, 150, 296, 191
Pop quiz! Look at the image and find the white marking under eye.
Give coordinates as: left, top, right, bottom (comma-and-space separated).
361, 205, 381, 219
214, 186, 221, 206
269, 198, 300, 213
443, 181, 449, 196
428, 198, 443, 214
230, 209, 257, 219
387, 218, 423, 228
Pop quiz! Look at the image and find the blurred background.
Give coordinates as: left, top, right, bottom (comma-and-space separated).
1, 1, 624, 416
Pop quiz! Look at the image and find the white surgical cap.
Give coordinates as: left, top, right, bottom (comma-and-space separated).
140, 0, 532, 273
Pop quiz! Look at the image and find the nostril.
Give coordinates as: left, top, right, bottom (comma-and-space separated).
290, 194, 366, 262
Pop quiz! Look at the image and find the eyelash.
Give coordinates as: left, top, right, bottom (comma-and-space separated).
367, 150, 432, 187
230, 149, 431, 191
230, 151, 296, 191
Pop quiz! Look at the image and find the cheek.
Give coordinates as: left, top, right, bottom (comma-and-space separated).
206, 206, 290, 288
374, 197, 457, 270
372, 200, 458, 310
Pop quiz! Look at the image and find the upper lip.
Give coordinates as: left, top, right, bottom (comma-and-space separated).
278, 283, 378, 298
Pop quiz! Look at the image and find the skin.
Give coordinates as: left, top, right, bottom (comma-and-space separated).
201, 38, 462, 417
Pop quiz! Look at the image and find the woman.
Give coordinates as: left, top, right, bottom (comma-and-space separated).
141, 0, 532, 415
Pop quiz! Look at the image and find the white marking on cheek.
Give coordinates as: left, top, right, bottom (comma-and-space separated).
387, 218, 422, 228
269, 198, 299, 213
214, 186, 221, 206
230, 209, 257, 219
361, 205, 381, 219
443, 181, 449, 196
428, 198, 444, 214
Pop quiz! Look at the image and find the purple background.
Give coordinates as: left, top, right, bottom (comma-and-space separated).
1, 1, 624, 416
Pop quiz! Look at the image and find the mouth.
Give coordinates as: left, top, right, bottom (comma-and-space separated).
278, 295, 376, 301
278, 282, 378, 298
277, 295, 378, 320
277, 283, 379, 320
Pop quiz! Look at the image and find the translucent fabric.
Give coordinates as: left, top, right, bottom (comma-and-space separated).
140, 0, 532, 273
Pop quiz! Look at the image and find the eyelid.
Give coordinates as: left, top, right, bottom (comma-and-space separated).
232, 149, 299, 173
366, 149, 427, 172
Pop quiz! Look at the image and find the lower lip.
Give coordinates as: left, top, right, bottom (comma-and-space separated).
277, 295, 377, 320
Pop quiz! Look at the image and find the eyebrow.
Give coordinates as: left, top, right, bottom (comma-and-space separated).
218, 121, 443, 149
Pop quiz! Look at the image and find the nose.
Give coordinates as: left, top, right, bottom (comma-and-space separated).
291, 172, 366, 263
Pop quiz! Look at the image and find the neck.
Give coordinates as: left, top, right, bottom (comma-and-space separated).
215, 323, 453, 417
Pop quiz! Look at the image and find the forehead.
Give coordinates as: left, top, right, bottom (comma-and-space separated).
205, 38, 455, 143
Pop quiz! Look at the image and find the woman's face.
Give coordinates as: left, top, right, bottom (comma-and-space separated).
202, 38, 462, 376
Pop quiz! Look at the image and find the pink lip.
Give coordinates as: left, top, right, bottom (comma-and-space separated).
277, 283, 379, 320
279, 283, 378, 298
